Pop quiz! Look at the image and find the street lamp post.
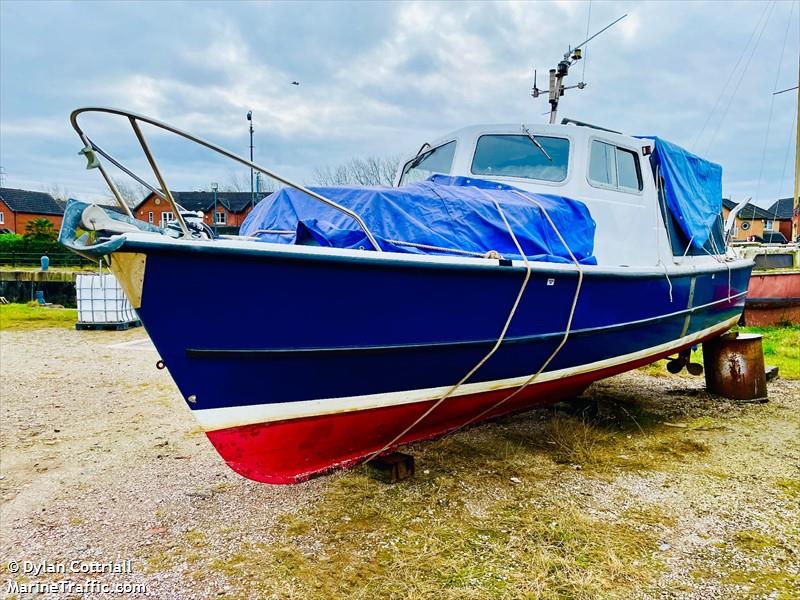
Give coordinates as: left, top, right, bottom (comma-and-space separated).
247, 110, 254, 209
211, 182, 218, 236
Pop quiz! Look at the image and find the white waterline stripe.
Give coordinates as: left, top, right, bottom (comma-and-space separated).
193, 315, 740, 432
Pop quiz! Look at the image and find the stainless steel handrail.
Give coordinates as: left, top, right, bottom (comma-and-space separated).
69, 107, 383, 250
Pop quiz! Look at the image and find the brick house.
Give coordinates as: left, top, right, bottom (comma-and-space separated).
721, 198, 777, 242
765, 197, 797, 242
0, 187, 64, 234
133, 191, 259, 232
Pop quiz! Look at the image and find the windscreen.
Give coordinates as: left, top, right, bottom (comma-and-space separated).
399, 141, 456, 185
471, 135, 569, 182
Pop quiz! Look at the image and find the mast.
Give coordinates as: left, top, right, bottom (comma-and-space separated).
793, 57, 799, 242
532, 14, 626, 124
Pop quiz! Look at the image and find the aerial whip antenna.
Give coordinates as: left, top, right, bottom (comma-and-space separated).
532, 13, 627, 124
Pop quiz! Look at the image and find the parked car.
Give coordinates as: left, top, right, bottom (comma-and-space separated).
748, 231, 788, 244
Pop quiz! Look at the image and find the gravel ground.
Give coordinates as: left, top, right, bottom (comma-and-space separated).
1, 328, 798, 599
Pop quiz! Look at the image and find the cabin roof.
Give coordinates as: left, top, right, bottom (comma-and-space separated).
426, 121, 642, 151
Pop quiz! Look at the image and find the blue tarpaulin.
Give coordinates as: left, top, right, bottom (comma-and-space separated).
642, 137, 722, 250
240, 175, 596, 264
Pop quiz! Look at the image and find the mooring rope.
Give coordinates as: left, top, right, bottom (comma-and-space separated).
698, 222, 735, 302
449, 190, 585, 432
362, 198, 533, 464
654, 166, 675, 302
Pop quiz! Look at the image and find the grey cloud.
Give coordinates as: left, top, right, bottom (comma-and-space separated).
0, 0, 796, 205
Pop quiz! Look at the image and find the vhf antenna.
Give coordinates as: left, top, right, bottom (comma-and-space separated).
532, 13, 627, 124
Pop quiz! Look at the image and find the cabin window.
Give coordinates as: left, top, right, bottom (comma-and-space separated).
399, 141, 457, 185
148, 211, 154, 224
215, 211, 226, 225
588, 140, 642, 191
160, 212, 174, 228
471, 135, 569, 182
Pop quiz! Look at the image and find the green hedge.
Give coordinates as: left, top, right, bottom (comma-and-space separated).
0, 237, 64, 255
0, 236, 93, 267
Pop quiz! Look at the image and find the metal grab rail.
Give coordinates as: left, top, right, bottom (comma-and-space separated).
69, 107, 384, 250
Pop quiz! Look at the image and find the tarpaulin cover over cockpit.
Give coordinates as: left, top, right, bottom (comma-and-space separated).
640, 136, 722, 250
240, 174, 597, 264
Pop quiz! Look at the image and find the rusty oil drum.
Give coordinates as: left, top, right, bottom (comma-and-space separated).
702, 332, 767, 401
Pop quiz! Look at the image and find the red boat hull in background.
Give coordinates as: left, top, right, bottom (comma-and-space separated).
743, 271, 800, 326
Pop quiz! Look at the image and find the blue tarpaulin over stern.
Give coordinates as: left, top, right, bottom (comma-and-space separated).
240, 175, 596, 264
642, 136, 722, 250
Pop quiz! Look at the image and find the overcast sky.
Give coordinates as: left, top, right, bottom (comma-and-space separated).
1, 0, 797, 207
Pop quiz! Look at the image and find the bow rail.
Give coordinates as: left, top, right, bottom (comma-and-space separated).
70, 107, 383, 250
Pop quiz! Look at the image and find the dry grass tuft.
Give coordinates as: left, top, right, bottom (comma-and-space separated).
207, 469, 661, 599
541, 415, 613, 466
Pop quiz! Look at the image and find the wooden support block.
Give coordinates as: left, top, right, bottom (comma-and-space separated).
366, 452, 415, 483
765, 365, 779, 382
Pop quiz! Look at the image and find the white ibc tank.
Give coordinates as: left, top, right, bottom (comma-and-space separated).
76, 273, 139, 325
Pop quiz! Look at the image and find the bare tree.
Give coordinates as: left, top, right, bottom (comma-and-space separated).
313, 155, 401, 187
46, 184, 72, 201
223, 170, 275, 194
110, 178, 149, 207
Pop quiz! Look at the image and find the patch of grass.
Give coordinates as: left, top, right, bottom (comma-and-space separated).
698, 524, 800, 597
739, 325, 800, 380
0, 265, 95, 272
638, 325, 799, 380
637, 360, 671, 377
209, 472, 661, 599
210, 482, 234, 494
541, 414, 613, 465
724, 569, 799, 599
201, 414, 675, 599
538, 398, 713, 474
776, 478, 800, 498
733, 530, 779, 553
684, 416, 717, 430
145, 528, 207, 574
648, 437, 709, 460
0, 303, 76, 331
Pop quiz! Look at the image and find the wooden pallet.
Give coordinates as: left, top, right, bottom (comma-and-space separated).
75, 320, 142, 331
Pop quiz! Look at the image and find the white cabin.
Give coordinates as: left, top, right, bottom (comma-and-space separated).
394, 122, 722, 269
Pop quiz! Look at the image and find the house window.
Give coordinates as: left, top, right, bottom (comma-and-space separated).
0, 212, 4, 224
148, 211, 154, 224
215, 211, 226, 225
588, 140, 643, 192
765, 220, 774, 231
161, 212, 174, 228
471, 135, 570, 182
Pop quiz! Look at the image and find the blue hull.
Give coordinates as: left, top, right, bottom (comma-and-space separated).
125, 241, 751, 411
59, 230, 750, 483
